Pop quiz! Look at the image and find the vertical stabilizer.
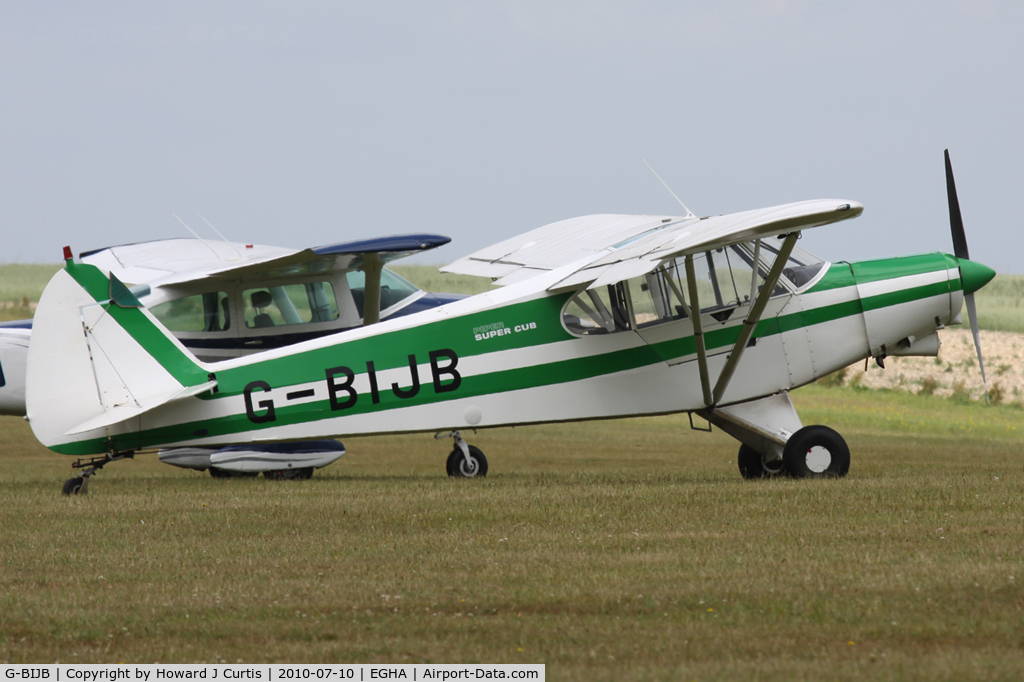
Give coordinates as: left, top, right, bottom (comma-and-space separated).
26, 262, 210, 455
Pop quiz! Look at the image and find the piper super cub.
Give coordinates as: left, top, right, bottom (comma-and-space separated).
22, 151, 995, 493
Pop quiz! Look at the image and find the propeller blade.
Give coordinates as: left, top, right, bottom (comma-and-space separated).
964, 292, 989, 404
945, 149, 969, 260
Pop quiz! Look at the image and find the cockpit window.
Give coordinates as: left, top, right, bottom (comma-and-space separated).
344, 268, 420, 318
758, 240, 825, 289
151, 292, 230, 332
562, 239, 823, 336
242, 281, 339, 329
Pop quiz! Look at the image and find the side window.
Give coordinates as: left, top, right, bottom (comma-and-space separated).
151, 292, 230, 332
562, 282, 632, 335
687, 248, 756, 321
242, 282, 339, 329
625, 247, 762, 328
626, 265, 688, 329
561, 240, 814, 336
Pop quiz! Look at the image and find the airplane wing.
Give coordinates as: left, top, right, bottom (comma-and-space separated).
442, 200, 863, 290
81, 234, 451, 287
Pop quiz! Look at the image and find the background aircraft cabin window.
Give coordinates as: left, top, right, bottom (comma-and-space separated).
344, 268, 420, 318
562, 282, 632, 335
151, 292, 230, 332
242, 282, 339, 329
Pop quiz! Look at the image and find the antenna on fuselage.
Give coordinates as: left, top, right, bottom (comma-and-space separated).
199, 214, 242, 260
172, 213, 222, 260
641, 158, 696, 219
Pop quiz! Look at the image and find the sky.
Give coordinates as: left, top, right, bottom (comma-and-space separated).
1, 1, 1022, 274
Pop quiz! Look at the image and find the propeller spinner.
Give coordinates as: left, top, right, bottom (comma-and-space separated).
945, 149, 996, 403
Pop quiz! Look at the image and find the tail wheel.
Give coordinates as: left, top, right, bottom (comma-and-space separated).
446, 445, 488, 478
737, 444, 784, 479
62, 477, 85, 496
783, 425, 850, 478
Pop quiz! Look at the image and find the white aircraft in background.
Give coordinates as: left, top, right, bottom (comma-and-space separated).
2, 234, 464, 480
14, 152, 996, 494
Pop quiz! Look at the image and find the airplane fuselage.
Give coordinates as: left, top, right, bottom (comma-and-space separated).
27, 250, 970, 457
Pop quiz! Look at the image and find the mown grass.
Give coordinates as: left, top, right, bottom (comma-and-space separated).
1, 385, 1022, 678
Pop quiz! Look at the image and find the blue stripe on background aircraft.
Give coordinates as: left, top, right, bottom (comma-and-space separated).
4, 151, 997, 493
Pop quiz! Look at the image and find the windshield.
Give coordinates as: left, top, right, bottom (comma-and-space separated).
757, 240, 826, 289
344, 267, 421, 318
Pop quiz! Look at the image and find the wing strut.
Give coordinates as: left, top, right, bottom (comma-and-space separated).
684, 255, 713, 407
362, 254, 384, 326
711, 233, 798, 405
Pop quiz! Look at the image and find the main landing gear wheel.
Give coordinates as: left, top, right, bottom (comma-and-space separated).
446, 445, 488, 478
782, 425, 850, 478
208, 467, 258, 478
264, 467, 314, 480
737, 444, 784, 479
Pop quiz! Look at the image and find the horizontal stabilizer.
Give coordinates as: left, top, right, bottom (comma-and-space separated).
65, 380, 217, 435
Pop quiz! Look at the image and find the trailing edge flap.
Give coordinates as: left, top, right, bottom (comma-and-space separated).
443, 200, 861, 289
65, 380, 217, 435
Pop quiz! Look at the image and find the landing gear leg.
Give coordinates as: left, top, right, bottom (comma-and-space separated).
61, 451, 135, 496
435, 430, 488, 478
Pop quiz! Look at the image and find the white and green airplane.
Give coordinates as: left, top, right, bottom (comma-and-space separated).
25, 151, 995, 493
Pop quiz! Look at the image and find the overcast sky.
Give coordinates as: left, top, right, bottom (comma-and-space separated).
2, 1, 1022, 274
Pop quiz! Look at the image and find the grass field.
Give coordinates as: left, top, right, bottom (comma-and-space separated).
2, 266, 1023, 676
1, 385, 1023, 678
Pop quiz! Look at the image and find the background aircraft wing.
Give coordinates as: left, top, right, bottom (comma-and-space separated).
442, 200, 862, 290
81, 234, 451, 287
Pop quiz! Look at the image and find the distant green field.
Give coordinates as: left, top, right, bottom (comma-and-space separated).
0, 264, 61, 320
391, 264, 493, 296
972, 273, 1024, 332
3, 264, 1021, 330
1, 384, 1021, 677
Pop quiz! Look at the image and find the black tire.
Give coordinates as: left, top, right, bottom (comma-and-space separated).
62, 477, 84, 495
209, 467, 258, 478
264, 467, 314, 480
737, 444, 784, 479
446, 445, 488, 478
782, 425, 850, 478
